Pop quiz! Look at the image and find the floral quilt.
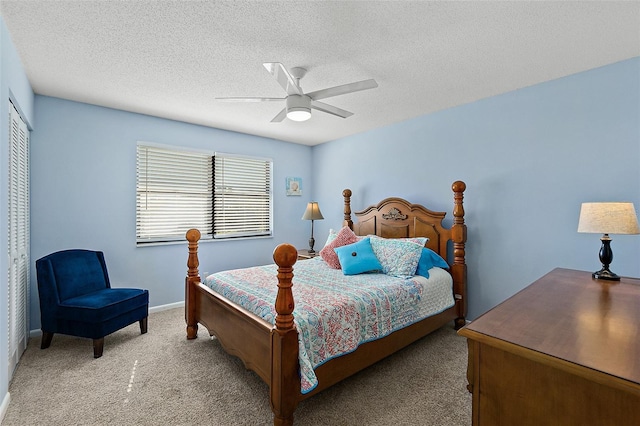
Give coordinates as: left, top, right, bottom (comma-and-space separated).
204, 257, 454, 394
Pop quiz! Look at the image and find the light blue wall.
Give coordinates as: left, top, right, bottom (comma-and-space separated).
1, 16, 35, 414
311, 57, 640, 320
30, 97, 313, 328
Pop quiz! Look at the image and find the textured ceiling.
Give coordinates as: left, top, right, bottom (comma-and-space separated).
1, 1, 639, 146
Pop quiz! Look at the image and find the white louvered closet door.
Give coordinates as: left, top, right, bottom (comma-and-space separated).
7, 101, 30, 380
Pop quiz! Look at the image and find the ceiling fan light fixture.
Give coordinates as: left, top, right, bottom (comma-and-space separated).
286, 107, 311, 121
218, 63, 378, 123
286, 94, 312, 121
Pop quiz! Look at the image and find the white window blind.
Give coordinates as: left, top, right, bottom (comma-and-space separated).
214, 154, 272, 239
136, 145, 213, 243
136, 144, 272, 244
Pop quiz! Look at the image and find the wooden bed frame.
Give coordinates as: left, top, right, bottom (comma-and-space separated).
184, 180, 467, 425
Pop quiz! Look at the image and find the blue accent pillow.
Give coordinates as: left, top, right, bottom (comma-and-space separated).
333, 238, 383, 275
416, 248, 449, 278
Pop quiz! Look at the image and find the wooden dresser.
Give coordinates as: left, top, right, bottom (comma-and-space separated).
458, 268, 640, 425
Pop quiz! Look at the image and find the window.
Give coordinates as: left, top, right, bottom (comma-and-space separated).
214, 154, 273, 238
136, 143, 272, 244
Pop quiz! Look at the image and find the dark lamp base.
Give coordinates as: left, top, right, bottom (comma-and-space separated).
593, 235, 620, 281
592, 268, 620, 281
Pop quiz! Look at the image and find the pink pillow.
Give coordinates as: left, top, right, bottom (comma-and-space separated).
319, 226, 358, 268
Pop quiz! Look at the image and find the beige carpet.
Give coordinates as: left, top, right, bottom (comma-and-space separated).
3, 308, 471, 425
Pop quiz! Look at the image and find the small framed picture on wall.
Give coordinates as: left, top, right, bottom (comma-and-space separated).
286, 177, 302, 196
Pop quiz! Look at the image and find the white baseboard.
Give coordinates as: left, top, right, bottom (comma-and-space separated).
0, 392, 10, 424
149, 301, 184, 314
29, 300, 186, 338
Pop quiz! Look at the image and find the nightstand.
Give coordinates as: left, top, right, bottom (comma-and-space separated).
297, 249, 319, 260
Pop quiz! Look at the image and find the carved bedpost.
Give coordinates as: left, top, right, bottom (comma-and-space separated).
451, 181, 467, 329
273, 243, 297, 331
185, 229, 201, 339
343, 189, 353, 230
271, 244, 299, 426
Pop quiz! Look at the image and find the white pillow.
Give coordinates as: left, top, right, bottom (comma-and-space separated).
369, 235, 427, 278
322, 228, 338, 248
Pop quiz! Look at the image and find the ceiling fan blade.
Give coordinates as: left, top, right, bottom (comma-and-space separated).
215, 97, 285, 102
311, 101, 353, 119
263, 62, 302, 96
271, 107, 288, 122
307, 79, 378, 101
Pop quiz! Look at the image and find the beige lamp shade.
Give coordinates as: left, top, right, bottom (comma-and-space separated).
577, 202, 640, 235
302, 202, 324, 221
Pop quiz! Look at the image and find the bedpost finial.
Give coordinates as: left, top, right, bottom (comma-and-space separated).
273, 243, 298, 268
452, 180, 466, 193
273, 243, 297, 332
186, 228, 201, 242
343, 189, 352, 198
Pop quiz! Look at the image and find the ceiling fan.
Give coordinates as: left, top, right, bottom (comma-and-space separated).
216, 62, 378, 122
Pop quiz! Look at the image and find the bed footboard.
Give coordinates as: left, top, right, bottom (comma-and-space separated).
185, 229, 300, 426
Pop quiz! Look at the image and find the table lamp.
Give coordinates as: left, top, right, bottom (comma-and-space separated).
301, 201, 324, 253
577, 202, 639, 280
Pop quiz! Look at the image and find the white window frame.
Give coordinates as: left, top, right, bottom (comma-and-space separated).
136, 142, 273, 245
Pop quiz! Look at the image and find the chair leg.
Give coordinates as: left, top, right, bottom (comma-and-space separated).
93, 338, 104, 358
41, 331, 54, 349
139, 316, 148, 334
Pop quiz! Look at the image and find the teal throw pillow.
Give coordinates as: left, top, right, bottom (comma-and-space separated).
333, 238, 382, 275
416, 248, 449, 278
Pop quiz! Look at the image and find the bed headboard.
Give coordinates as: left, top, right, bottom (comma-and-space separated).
342, 181, 467, 326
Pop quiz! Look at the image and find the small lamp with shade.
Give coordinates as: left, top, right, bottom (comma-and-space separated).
302, 202, 324, 253
577, 202, 640, 280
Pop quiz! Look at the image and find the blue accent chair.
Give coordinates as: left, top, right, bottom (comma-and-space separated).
36, 249, 149, 358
